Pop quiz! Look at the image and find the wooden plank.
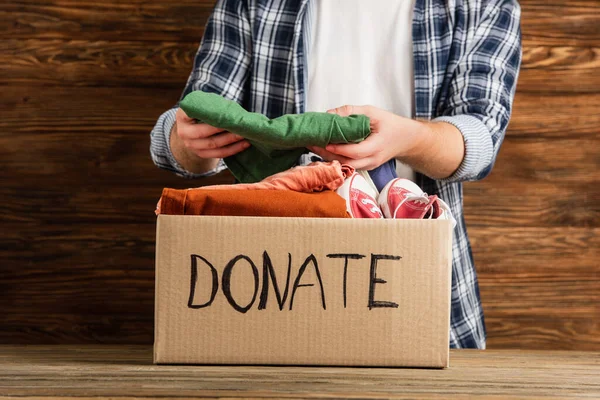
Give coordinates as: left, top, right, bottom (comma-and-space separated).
463, 135, 599, 228
489, 137, 598, 184
3, 0, 214, 42
479, 275, 599, 318
470, 227, 599, 273
2, 39, 598, 93
0, 313, 152, 344
0, 346, 599, 399
485, 317, 600, 350
463, 188, 598, 228
0, 39, 197, 89
520, 0, 600, 47
1, 85, 180, 133
519, 44, 600, 94
510, 92, 600, 138
4, 0, 599, 46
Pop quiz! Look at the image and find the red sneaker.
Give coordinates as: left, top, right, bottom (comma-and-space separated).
336, 173, 384, 218
378, 178, 432, 219
378, 178, 457, 227
428, 195, 456, 227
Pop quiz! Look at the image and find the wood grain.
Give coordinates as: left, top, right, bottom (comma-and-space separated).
0, 39, 198, 89
0, 346, 599, 399
470, 227, 600, 273
2, 0, 212, 42
509, 92, 600, 138
1, 0, 599, 349
4, 86, 598, 138
519, 44, 599, 93
4, 0, 599, 45
463, 137, 600, 228
2, 39, 598, 93
520, 0, 600, 46
485, 317, 600, 350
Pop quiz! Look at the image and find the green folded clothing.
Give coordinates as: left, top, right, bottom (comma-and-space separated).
179, 91, 371, 183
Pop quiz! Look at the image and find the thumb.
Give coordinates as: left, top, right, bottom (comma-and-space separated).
176, 107, 195, 123
326, 105, 370, 117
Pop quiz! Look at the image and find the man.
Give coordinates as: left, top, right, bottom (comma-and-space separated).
150, 0, 522, 348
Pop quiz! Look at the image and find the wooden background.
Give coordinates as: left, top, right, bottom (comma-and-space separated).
1, 0, 598, 349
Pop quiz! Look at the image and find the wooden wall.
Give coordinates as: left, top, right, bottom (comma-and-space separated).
1, 0, 598, 349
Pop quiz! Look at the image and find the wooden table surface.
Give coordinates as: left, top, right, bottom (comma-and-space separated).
0, 345, 598, 399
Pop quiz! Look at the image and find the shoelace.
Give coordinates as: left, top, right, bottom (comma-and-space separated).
361, 198, 384, 218
393, 192, 431, 219
391, 191, 457, 227
433, 197, 457, 227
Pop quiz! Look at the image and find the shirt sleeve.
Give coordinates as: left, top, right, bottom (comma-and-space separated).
435, 0, 522, 183
149, 0, 252, 178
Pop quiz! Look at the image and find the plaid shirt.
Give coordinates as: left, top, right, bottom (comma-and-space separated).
151, 0, 522, 348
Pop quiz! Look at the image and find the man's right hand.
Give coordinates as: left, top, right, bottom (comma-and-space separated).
170, 108, 250, 174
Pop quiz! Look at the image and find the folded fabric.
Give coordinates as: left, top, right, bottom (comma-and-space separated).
193, 161, 354, 193
369, 159, 398, 192
179, 91, 371, 183
157, 188, 350, 218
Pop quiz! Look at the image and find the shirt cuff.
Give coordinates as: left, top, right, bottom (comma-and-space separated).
433, 114, 494, 183
161, 108, 228, 179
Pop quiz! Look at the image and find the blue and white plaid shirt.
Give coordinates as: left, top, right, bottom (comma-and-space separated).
151, 0, 522, 348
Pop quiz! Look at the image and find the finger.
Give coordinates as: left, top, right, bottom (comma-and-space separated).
326, 105, 354, 117
326, 104, 370, 117
176, 107, 208, 127
345, 157, 377, 170
309, 146, 379, 170
179, 122, 226, 140
176, 107, 194, 123
194, 140, 250, 159
325, 140, 377, 159
307, 146, 354, 165
187, 132, 245, 151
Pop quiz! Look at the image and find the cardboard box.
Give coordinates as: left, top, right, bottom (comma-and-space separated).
154, 215, 452, 368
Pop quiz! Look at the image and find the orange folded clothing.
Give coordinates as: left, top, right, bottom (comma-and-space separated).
193, 160, 354, 193
157, 188, 350, 218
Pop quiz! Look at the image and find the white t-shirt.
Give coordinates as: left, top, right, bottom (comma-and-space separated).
305, 0, 416, 181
